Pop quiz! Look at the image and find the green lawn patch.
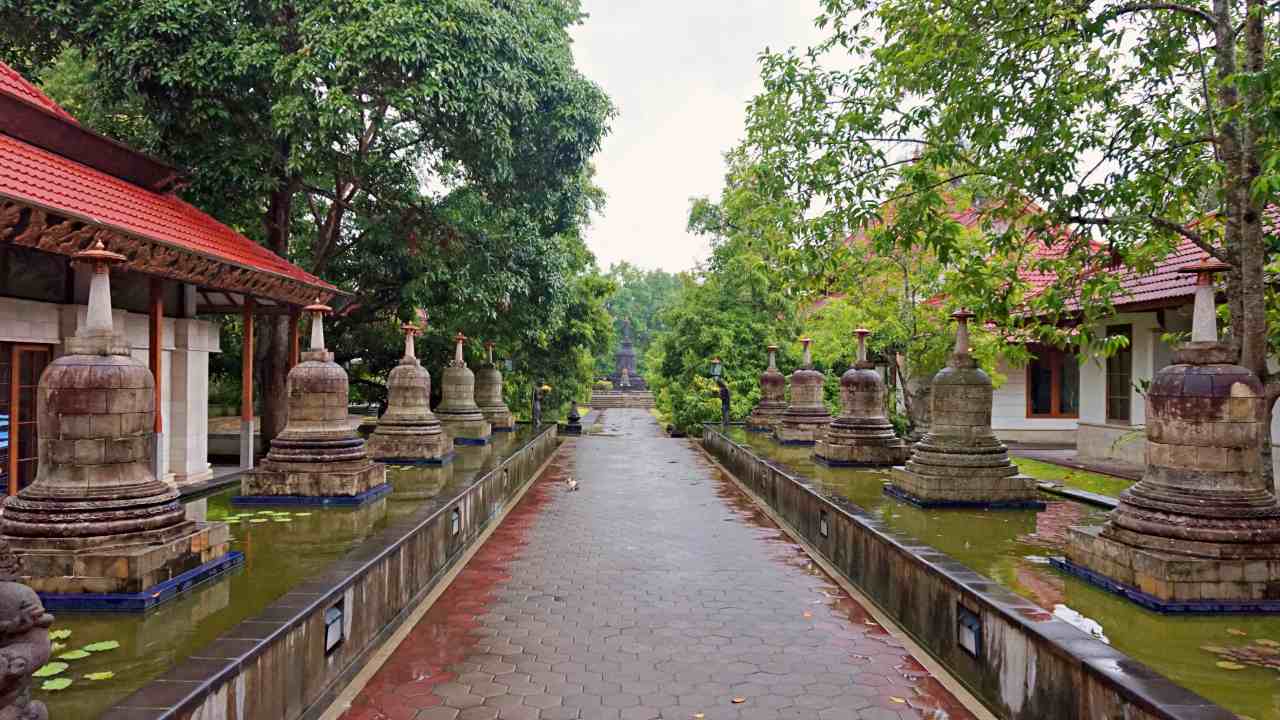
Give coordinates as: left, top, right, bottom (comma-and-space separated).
1012, 455, 1134, 499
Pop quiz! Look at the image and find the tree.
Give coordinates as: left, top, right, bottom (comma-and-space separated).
6, 0, 613, 441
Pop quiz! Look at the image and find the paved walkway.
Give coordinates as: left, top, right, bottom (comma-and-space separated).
338, 409, 976, 720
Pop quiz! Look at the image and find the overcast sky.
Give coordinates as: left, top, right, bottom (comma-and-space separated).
570, 1, 826, 274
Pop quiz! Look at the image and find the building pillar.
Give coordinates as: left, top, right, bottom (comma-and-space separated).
169, 317, 213, 488
149, 278, 168, 482
288, 307, 301, 370
240, 298, 255, 470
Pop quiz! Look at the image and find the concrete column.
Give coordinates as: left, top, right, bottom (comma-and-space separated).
169, 318, 213, 488
241, 299, 255, 470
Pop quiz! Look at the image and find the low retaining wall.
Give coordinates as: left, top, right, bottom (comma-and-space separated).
702, 429, 1233, 720
106, 425, 560, 720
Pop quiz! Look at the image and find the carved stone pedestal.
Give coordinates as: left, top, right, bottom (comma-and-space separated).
887, 311, 1039, 508
747, 344, 787, 432
814, 330, 908, 467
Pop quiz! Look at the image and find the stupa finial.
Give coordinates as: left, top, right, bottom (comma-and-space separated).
855, 328, 870, 365
304, 296, 332, 351
951, 309, 975, 356
766, 344, 778, 370
453, 332, 467, 367
485, 340, 495, 365
801, 338, 813, 369
401, 322, 420, 360
73, 238, 126, 341
1178, 258, 1231, 344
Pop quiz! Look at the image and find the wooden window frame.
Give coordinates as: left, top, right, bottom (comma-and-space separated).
1105, 325, 1134, 425
7, 343, 52, 496
1025, 344, 1080, 419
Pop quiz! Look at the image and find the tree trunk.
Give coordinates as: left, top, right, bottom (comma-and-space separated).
258, 181, 295, 444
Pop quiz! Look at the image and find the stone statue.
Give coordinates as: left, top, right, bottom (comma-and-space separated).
0, 545, 51, 720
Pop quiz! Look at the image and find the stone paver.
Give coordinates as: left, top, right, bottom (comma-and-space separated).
339, 409, 975, 720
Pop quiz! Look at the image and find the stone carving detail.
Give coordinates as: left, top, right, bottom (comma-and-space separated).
367, 323, 453, 463
747, 344, 787, 431
888, 310, 1039, 508
774, 339, 832, 445
435, 333, 493, 444
0, 200, 331, 307
0, 543, 51, 720
814, 329, 908, 466
243, 300, 387, 496
474, 341, 515, 431
1065, 260, 1280, 606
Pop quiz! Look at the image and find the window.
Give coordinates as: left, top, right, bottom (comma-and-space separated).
1105, 325, 1133, 424
0, 343, 52, 494
1026, 345, 1079, 418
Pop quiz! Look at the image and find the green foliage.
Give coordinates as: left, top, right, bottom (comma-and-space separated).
6, 0, 615, 424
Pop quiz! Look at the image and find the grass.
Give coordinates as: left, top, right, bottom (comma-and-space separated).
1011, 455, 1135, 499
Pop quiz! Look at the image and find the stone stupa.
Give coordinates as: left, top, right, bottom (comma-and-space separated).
240, 300, 387, 503
814, 329, 908, 466
435, 333, 493, 445
747, 344, 787, 432
1, 239, 237, 605
474, 341, 515, 431
774, 338, 832, 445
1060, 260, 1280, 610
367, 322, 454, 464
887, 310, 1040, 508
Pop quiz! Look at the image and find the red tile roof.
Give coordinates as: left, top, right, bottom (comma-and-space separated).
0, 62, 335, 299
1022, 236, 1206, 311
0, 63, 77, 124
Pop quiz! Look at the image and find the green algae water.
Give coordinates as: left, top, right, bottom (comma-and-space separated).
726, 428, 1280, 720
39, 429, 532, 719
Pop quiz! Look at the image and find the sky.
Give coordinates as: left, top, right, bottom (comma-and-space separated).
570, 1, 826, 274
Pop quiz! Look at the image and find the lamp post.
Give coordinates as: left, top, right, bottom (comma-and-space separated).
711, 357, 729, 429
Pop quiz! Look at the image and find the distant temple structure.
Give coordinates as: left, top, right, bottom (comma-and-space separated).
609, 319, 646, 391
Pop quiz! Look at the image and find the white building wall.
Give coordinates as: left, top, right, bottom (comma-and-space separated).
991, 356, 1077, 444
0, 295, 220, 490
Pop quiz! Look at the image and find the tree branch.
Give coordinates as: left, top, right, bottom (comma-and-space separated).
1102, 2, 1217, 26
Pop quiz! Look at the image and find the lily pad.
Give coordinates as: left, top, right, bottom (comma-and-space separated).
273, 518, 293, 523
40, 678, 72, 691
294, 512, 312, 517
82, 640, 121, 653
249, 518, 269, 523
57, 650, 90, 660
1201, 645, 1229, 654
1215, 661, 1246, 670
51, 643, 65, 653
33, 662, 67, 678
48, 629, 72, 641
84, 671, 115, 681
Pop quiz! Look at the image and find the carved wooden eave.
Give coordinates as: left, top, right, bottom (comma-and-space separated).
0, 196, 337, 308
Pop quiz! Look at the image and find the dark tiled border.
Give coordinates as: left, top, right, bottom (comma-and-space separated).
369, 452, 456, 466
1051, 556, 1280, 614
452, 436, 490, 446
883, 483, 1048, 510
40, 551, 245, 613
703, 429, 1235, 720
104, 424, 559, 720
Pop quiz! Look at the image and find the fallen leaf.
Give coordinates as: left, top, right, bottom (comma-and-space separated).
1216, 661, 1247, 670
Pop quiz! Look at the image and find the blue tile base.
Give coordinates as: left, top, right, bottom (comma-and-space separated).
233, 482, 393, 507
1050, 556, 1280, 614
491, 426, 515, 433
883, 484, 1046, 510
39, 551, 245, 613
775, 438, 816, 446
378, 452, 455, 467
745, 425, 773, 433
453, 436, 491, 446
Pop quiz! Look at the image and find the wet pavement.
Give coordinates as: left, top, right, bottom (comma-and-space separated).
338, 409, 978, 720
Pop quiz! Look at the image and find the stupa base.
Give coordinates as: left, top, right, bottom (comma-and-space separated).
439, 417, 493, 445
746, 407, 786, 433
9, 521, 235, 599
240, 461, 387, 499
367, 431, 455, 465
481, 410, 515, 432
813, 441, 908, 467
773, 420, 830, 446
1057, 525, 1280, 612
886, 467, 1044, 509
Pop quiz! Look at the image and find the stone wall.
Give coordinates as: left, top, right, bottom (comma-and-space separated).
104, 425, 560, 720
702, 429, 1233, 720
